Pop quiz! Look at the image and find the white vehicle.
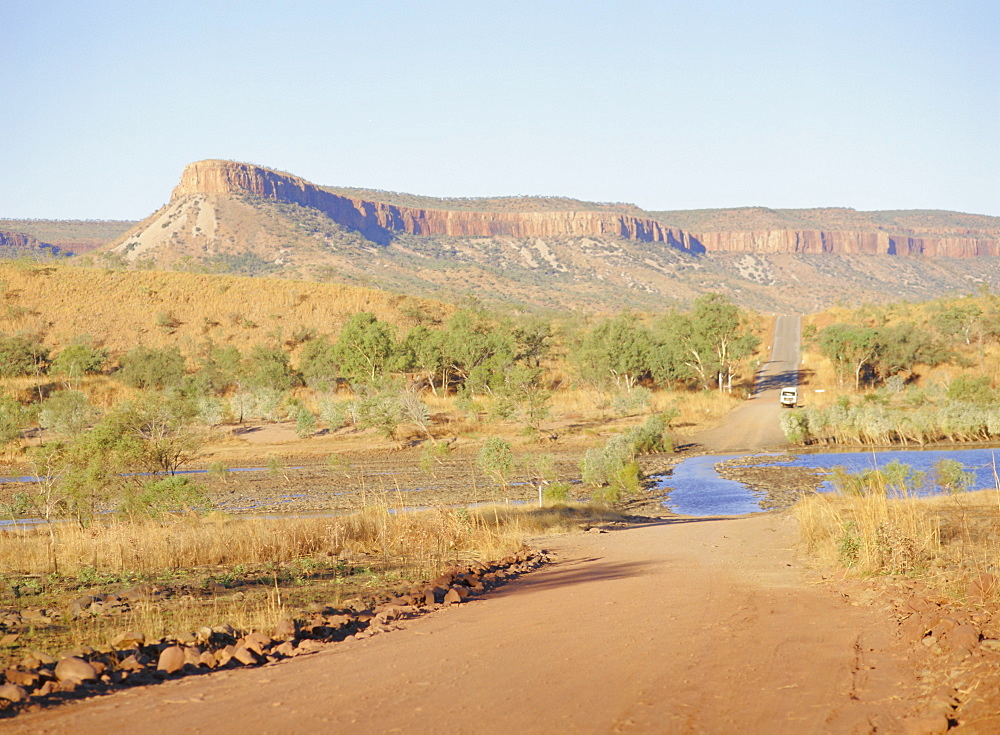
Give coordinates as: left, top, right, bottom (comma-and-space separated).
779, 387, 798, 408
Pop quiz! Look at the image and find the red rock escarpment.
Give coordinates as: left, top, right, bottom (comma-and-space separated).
681, 230, 1000, 257
173, 160, 1000, 257
0, 231, 50, 252
173, 160, 683, 244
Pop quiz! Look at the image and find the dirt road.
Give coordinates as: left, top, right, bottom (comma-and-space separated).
9, 513, 942, 734
692, 314, 801, 453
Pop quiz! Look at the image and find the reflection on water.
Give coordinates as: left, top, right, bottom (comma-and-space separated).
656, 455, 765, 517
784, 448, 1000, 493
656, 447, 1000, 517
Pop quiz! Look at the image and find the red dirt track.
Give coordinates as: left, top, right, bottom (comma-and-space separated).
7, 513, 945, 734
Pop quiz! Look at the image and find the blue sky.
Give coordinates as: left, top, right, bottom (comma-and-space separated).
2, 1, 997, 219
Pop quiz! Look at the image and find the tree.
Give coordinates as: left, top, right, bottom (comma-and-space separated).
871, 322, 947, 383
0, 332, 49, 378
189, 343, 242, 396
50, 338, 108, 388
0, 393, 34, 454
441, 309, 514, 395
397, 325, 448, 395
95, 393, 204, 475
931, 301, 982, 346
490, 364, 551, 432
819, 323, 880, 391
242, 345, 299, 391
668, 294, 759, 392
511, 316, 554, 368
570, 312, 654, 394
335, 312, 397, 384
477, 437, 515, 498
39, 390, 99, 437
298, 336, 340, 390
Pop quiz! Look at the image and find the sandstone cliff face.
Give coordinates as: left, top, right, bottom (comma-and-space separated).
171, 160, 1000, 258
0, 230, 63, 257
172, 160, 684, 245
679, 230, 1000, 257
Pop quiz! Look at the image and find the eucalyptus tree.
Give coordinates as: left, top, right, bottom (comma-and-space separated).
667, 294, 759, 392
819, 323, 881, 391
570, 311, 654, 394
334, 312, 397, 384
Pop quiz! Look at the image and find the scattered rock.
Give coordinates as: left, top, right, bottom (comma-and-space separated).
272, 618, 297, 641
112, 631, 146, 649
902, 712, 950, 735
966, 573, 998, 604
0, 684, 27, 703
54, 657, 97, 684
940, 624, 980, 654
232, 646, 259, 666
117, 654, 145, 672
156, 646, 186, 674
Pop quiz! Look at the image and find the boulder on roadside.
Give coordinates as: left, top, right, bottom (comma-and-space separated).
156, 646, 185, 674
272, 618, 297, 641
0, 684, 27, 702
54, 657, 97, 684
112, 631, 146, 649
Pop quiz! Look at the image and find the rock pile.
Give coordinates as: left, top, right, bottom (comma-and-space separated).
839, 573, 1000, 733
0, 549, 548, 716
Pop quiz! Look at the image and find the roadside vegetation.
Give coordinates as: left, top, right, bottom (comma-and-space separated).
0, 263, 763, 669
783, 289, 1000, 447
764, 292, 1000, 608
795, 457, 999, 606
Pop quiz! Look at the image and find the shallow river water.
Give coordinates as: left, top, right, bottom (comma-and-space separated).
657, 447, 1000, 517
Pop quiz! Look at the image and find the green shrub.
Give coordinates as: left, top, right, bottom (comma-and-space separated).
780, 410, 810, 444
543, 481, 572, 503
295, 407, 316, 438
119, 476, 207, 520
51, 341, 108, 380
317, 396, 347, 430
356, 392, 403, 439
0, 332, 49, 377
947, 375, 996, 405
626, 414, 674, 454
931, 458, 974, 494
611, 387, 652, 416
118, 346, 185, 390
39, 390, 98, 436
477, 437, 514, 490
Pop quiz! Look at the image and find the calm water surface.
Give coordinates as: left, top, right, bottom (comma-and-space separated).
657, 447, 1000, 517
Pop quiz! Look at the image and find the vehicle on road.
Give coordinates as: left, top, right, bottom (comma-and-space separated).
779, 387, 797, 408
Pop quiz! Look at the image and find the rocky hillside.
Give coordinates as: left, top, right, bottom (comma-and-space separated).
0, 220, 134, 255
94, 159, 1000, 312
0, 230, 68, 259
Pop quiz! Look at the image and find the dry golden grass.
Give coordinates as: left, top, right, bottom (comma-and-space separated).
796, 490, 1000, 602
0, 500, 616, 579
0, 501, 619, 661
0, 263, 451, 358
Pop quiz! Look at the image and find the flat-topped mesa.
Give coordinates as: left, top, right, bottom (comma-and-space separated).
171, 160, 1000, 257
172, 160, 683, 244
